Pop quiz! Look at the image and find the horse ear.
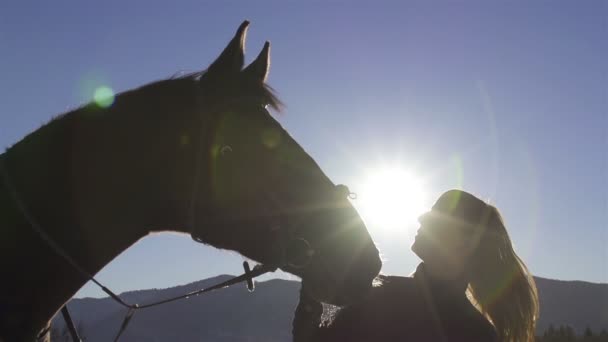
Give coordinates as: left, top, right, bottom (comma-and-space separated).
207, 20, 249, 74
242, 41, 270, 82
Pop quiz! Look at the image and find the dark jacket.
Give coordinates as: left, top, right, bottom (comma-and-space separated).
298, 264, 497, 342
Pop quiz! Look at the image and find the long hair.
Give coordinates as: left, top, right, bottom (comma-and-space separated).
466, 205, 539, 342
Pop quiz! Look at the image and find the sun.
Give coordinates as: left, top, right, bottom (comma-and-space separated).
356, 167, 428, 230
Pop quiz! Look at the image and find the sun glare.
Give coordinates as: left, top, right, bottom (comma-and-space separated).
357, 167, 428, 230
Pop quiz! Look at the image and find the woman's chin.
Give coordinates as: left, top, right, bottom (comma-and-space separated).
411, 239, 422, 259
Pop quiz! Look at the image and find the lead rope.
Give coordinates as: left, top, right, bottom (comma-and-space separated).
60, 306, 81, 342
0, 159, 279, 342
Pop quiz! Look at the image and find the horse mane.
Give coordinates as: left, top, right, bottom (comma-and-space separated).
5, 69, 282, 154
65, 68, 282, 122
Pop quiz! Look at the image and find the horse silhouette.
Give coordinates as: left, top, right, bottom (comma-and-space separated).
0, 21, 381, 341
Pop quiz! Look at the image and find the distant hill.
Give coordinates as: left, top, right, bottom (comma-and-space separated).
52, 275, 299, 341
535, 276, 608, 335
52, 275, 608, 341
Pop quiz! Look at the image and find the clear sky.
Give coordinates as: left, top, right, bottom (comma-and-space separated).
1, 1, 606, 298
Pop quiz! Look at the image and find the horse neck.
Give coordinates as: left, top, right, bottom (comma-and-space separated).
0, 83, 204, 339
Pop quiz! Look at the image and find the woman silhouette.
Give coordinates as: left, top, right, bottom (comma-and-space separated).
293, 189, 539, 342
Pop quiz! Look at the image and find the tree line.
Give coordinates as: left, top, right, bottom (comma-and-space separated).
537, 324, 608, 342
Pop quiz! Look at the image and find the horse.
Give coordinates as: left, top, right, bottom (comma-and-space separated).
0, 21, 382, 341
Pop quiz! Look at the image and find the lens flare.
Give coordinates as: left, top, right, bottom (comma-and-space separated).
451, 154, 464, 189
93, 86, 115, 108
357, 167, 428, 230
261, 127, 282, 149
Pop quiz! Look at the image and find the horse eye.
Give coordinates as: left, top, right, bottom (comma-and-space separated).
220, 145, 233, 156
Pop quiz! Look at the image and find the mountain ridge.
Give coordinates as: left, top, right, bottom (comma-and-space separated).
52, 275, 608, 341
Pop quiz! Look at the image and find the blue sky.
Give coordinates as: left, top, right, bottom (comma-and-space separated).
1, 1, 606, 298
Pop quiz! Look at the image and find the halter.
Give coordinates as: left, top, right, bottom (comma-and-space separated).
185, 99, 352, 271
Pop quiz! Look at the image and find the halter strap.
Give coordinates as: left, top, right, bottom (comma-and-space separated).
61, 305, 82, 342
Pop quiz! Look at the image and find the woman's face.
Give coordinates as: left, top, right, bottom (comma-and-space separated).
411, 214, 480, 279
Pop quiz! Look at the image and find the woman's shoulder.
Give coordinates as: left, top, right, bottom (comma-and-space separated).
318, 275, 423, 338
375, 274, 498, 341
458, 301, 498, 341
349, 274, 425, 315
317, 274, 498, 341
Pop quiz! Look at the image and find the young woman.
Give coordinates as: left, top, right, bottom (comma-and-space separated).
294, 189, 539, 342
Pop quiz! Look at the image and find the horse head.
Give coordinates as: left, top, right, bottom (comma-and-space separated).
184, 21, 382, 305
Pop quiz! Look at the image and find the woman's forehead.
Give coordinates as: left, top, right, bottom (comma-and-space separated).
427, 190, 492, 225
